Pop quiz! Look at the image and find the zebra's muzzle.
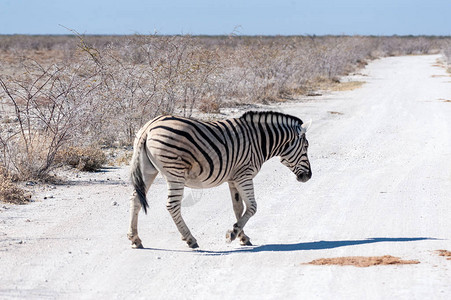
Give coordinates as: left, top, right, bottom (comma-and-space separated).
296, 171, 312, 183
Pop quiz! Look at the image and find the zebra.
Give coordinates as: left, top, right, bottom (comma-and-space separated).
127, 111, 312, 249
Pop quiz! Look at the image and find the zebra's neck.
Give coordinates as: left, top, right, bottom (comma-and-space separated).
240, 111, 302, 162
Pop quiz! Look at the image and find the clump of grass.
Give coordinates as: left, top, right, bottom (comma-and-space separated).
436, 250, 451, 260
56, 146, 107, 172
331, 81, 366, 91
198, 97, 221, 113
114, 151, 133, 166
0, 167, 29, 204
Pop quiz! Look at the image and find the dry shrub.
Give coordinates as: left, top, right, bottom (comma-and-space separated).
198, 96, 221, 113
306, 255, 420, 267
1, 34, 450, 182
0, 167, 28, 204
56, 146, 106, 171
5, 132, 63, 180
436, 250, 451, 260
0, 58, 100, 179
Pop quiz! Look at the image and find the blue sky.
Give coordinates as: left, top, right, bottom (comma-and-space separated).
0, 0, 449, 35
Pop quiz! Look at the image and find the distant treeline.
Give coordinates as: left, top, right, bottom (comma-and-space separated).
1, 34, 450, 52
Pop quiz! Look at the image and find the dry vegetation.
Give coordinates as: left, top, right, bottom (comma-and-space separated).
306, 255, 420, 267
0, 34, 450, 202
436, 250, 451, 260
0, 166, 29, 204
55, 146, 107, 172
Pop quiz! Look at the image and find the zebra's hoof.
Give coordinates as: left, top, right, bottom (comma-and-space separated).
189, 242, 199, 249
129, 235, 144, 249
132, 242, 144, 249
226, 230, 236, 243
185, 238, 199, 249
240, 240, 252, 246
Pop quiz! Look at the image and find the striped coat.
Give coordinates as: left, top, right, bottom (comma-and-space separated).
127, 111, 312, 249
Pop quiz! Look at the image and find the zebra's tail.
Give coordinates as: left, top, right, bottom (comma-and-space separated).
130, 131, 150, 214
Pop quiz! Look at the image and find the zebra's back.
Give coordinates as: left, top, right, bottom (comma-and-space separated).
146, 115, 247, 188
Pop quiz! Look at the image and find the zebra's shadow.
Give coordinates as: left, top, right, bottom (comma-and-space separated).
144, 237, 436, 256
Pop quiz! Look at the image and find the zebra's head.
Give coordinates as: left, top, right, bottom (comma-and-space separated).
280, 120, 312, 183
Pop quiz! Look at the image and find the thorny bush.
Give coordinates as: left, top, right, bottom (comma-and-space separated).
1, 35, 450, 183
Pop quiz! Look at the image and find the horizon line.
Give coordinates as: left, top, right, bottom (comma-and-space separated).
1, 33, 450, 38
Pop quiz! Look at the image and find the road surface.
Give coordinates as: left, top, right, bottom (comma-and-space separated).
1, 54, 450, 299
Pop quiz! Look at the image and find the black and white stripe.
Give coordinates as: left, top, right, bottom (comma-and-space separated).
127, 111, 312, 249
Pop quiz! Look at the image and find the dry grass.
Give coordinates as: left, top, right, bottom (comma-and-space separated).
198, 96, 221, 113
0, 167, 29, 204
113, 150, 133, 166
305, 255, 420, 267
301, 79, 365, 94
328, 111, 344, 115
331, 81, 366, 91
55, 146, 107, 172
436, 250, 451, 260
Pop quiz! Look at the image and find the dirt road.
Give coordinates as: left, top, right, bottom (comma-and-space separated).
1, 55, 450, 299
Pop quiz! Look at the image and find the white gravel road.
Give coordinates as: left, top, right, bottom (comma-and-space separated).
1, 54, 450, 299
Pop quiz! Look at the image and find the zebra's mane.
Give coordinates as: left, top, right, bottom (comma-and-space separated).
240, 111, 303, 125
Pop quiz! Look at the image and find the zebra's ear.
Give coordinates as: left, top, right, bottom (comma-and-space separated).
301, 119, 312, 133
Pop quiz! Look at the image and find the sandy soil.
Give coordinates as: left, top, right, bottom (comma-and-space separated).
1, 55, 450, 299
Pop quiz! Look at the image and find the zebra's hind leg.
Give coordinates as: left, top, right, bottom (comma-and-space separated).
226, 179, 256, 245
128, 190, 145, 249
227, 182, 252, 246
127, 158, 159, 249
166, 181, 198, 249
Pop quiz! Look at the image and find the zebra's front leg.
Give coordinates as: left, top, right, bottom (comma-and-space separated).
227, 182, 252, 246
166, 181, 198, 249
226, 179, 256, 245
